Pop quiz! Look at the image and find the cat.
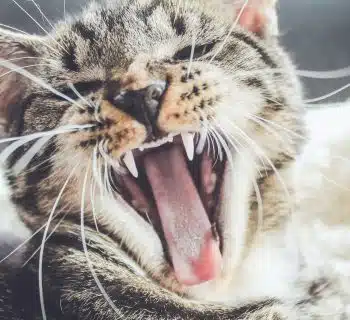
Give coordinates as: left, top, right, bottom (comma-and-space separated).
0, 0, 350, 318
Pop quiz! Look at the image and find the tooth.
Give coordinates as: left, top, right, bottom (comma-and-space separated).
181, 133, 195, 161
124, 151, 138, 178
168, 135, 174, 143
196, 127, 208, 155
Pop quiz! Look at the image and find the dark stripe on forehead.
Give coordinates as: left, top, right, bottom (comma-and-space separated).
72, 21, 96, 42
100, 9, 116, 32
138, 0, 163, 23
243, 77, 264, 89
233, 32, 278, 68
170, 14, 187, 36
61, 41, 79, 72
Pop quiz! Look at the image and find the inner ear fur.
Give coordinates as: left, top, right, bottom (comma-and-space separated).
0, 29, 42, 136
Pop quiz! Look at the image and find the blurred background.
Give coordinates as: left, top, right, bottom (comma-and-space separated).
1, 0, 349, 104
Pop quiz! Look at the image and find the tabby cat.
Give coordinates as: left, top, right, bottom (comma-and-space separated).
0, 0, 349, 319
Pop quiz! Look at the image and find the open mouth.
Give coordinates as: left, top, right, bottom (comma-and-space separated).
113, 134, 226, 286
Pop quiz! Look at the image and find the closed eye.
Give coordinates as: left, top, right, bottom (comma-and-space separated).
173, 42, 218, 61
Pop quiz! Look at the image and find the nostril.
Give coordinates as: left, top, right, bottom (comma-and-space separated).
144, 81, 166, 121
151, 87, 162, 100
145, 81, 166, 103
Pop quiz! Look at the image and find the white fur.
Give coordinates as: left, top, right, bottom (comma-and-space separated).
0, 166, 30, 238
187, 102, 350, 308
3, 103, 350, 315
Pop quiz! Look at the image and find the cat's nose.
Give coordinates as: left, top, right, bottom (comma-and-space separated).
112, 81, 166, 138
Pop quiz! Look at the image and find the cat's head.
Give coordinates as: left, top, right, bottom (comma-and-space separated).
0, 0, 304, 294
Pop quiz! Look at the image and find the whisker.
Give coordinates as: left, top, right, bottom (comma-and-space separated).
10, 0, 68, 54
198, 111, 216, 159
232, 64, 350, 80
208, 127, 249, 259
207, 106, 268, 174
63, 0, 67, 23
21, 212, 69, 267
304, 83, 350, 104
252, 175, 264, 231
230, 124, 292, 207
234, 68, 285, 78
0, 22, 31, 35
209, 0, 249, 63
246, 114, 295, 152
38, 163, 78, 320
90, 180, 100, 233
107, 162, 119, 192
80, 161, 123, 317
209, 131, 223, 162
213, 123, 265, 178
0, 209, 63, 264
187, 32, 196, 77
12, 135, 52, 175
320, 173, 350, 192
13, 153, 54, 176
104, 159, 112, 195
207, 131, 214, 158
209, 127, 234, 169
90, 144, 100, 233
210, 134, 220, 167
211, 126, 264, 232
92, 144, 104, 195
0, 124, 94, 167
29, 0, 55, 30
0, 60, 86, 109
98, 140, 122, 173
0, 63, 57, 79
67, 83, 96, 110
0, 23, 60, 54
0, 123, 93, 145
250, 111, 306, 141
297, 67, 350, 79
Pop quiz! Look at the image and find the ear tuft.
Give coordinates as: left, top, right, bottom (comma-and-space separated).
235, 0, 278, 37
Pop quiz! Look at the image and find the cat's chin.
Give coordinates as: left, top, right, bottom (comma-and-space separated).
111, 134, 226, 285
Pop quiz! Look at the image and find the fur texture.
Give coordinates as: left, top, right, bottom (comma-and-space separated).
0, 0, 348, 319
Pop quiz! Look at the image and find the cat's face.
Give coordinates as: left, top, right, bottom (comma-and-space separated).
0, 0, 303, 294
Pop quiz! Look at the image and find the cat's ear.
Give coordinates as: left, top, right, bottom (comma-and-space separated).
235, 0, 278, 38
0, 28, 44, 136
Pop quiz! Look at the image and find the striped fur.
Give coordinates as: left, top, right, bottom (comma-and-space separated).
0, 0, 333, 319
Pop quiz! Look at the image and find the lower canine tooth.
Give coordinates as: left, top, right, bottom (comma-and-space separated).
123, 151, 138, 178
181, 133, 195, 161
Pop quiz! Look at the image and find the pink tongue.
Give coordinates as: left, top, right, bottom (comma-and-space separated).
144, 145, 222, 285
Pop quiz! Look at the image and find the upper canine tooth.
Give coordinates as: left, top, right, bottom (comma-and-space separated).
196, 127, 208, 155
123, 151, 138, 178
181, 133, 195, 161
